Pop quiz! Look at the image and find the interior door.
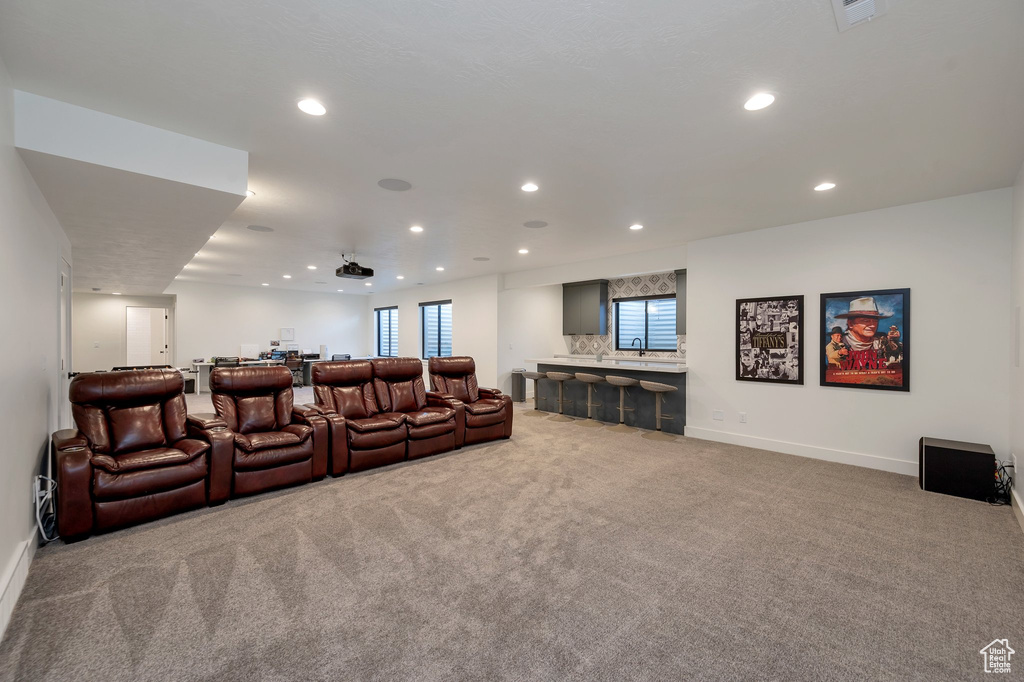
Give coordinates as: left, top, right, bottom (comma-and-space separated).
126, 307, 169, 366
59, 258, 72, 430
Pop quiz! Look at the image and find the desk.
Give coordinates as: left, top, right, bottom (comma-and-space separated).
191, 360, 285, 394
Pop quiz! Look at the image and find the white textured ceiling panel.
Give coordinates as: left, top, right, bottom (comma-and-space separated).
19, 150, 244, 294
1, 0, 1022, 294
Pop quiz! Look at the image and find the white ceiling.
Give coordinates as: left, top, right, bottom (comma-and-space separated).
19, 151, 244, 293
2, 0, 1023, 295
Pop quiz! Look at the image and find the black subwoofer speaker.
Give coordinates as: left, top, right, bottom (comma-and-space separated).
919, 437, 995, 501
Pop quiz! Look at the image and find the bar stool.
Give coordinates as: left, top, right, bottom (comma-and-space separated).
605, 375, 638, 433
639, 380, 677, 441
522, 371, 548, 417
544, 372, 576, 422
574, 373, 606, 427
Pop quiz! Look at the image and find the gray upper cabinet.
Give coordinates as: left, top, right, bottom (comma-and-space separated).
675, 269, 687, 335
562, 284, 581, 335
562, 280, 608, 335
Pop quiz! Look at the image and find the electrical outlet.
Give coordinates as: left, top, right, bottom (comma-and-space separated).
739, 412, 747, 423
712, 410, 724, 421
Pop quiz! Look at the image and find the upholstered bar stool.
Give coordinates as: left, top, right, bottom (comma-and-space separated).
639, 380, 678, 441
574, 373, 606, 427
522, 371, 548, 417
544, 371, 576, 422
605, 375, 639, 433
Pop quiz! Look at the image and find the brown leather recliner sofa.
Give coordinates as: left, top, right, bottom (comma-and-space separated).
310, 360, 408, 474
371, 357, 459, 460
311, 357, 470, 473
209, 365, 328, 496
428, 356, 512, 445
53, 369, 234, 540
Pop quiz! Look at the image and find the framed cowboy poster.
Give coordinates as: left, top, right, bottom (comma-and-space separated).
820, 288, 910, 391
736, 296, 803, 384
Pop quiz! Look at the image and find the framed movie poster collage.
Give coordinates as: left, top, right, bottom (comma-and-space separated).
736, 296, 803, 384
736, 288, 910, 392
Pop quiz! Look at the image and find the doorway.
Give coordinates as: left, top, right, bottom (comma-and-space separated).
126, 307, 170, 366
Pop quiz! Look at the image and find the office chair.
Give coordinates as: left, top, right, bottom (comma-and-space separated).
214, 357, 240, 368
331, 354, 351, 361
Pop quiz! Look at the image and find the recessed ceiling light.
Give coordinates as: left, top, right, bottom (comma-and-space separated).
337, 289, 344, 292
523, 220, 548, 229
521, 182, 539, 192
365, 282, 372, 286
473, 257, 490, 262
283, 275, 292, 279
814, 182, 836, 191
378, 178, 412, 191
112, 292, 122, 296
397, 275, 405, 280
409, 225, 423, 233
247, 224, 274, 232
262, 283, 269, 286
194, 252, 199, 256
630, 224, 644, 231
209, 235, 216, 239
744, 93, 775, 111
297, 98, 326, 116
436, 266, 445, 271
518, 248, 529, 254
245, 190, 256, 198
307, 265, 317, 270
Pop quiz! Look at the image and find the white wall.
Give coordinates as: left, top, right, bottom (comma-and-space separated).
72, 293, 176, 372
367, 275, 501, 387
0, 55, 71, 635
497, 284, 565, 395
1012, 164, 1024, 471
687, 189, 1013, 474
166, 281, 369, 364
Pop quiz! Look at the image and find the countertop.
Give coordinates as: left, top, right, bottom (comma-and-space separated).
526, 357, 688, 374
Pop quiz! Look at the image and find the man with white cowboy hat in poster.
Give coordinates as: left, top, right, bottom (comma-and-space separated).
834, 296, 893, 354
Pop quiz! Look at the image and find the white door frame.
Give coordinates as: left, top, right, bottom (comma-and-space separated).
59, 258, 72, 431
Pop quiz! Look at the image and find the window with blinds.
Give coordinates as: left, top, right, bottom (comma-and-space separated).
420, 300, 453, 359
375, 307, 398, 357
615, 296, 677, 351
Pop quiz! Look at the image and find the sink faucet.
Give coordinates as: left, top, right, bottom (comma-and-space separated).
631, 337, 646, 357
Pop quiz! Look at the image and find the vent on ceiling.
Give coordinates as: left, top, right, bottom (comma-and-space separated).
831, 0, 888, 32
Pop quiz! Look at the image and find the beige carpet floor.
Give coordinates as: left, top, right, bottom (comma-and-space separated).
2, 405, 1023, 681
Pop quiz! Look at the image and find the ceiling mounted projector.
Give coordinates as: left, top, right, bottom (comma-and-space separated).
336, 261, 374, 279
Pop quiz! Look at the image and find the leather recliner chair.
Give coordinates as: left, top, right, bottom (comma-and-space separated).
53, 369, 233, 540
371, 357, 460, 460
210, 366, 327, 496
310, 360, 407, 474
428, 356, 513, 445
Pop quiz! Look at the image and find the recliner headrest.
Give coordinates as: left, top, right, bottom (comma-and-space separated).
69, 369, 183, 405
371, 357, 423, 381
210, 365, 292, 393
311, 360, 373, 386
428, 356, 475, 376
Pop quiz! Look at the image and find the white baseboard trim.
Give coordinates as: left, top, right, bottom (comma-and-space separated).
1011, 489, 1024, 536
0, 530, 38, 643
684, 426, 918, 476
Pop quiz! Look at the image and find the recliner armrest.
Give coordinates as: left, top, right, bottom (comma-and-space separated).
292, 405, 322, 423
52, 429, 94, 540
186, 413, 227, 431
426, 391, 459, 404
478, 387, 502, 398
53, 429, 90, 452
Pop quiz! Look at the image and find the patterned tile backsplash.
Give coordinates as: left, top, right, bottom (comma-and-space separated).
567, 271, 686, 359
